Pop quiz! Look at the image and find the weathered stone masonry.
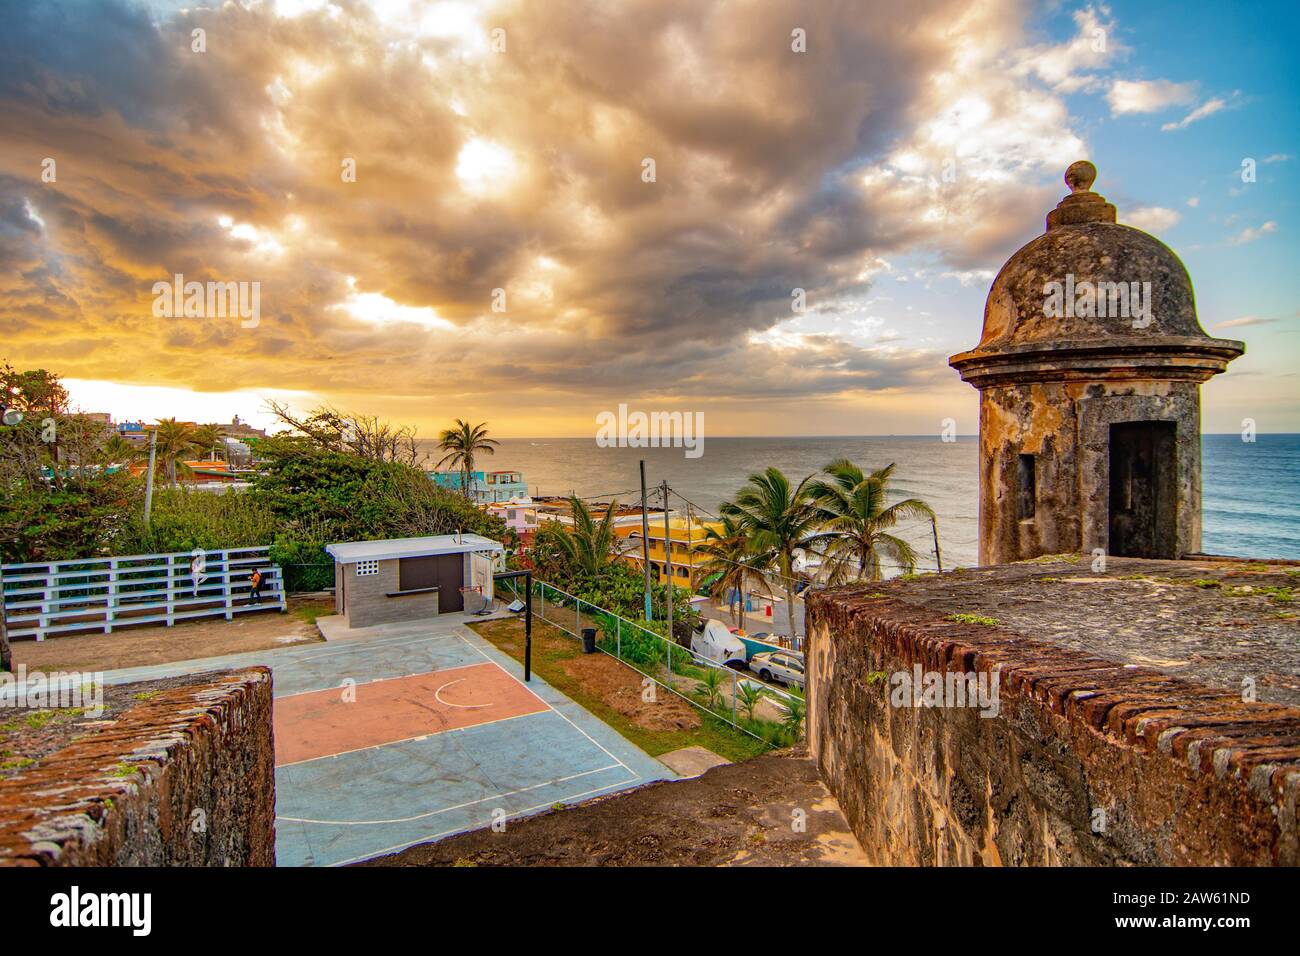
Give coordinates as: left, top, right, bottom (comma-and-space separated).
0, 668, 275, 866
806, 583, 1300, 866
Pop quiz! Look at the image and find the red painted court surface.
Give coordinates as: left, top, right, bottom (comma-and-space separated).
258, 624, 673, 865
274, 662, 549, 765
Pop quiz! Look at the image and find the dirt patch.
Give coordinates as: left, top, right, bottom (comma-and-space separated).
558, 653, 700, 732
470, 616, 773, 763
358, 748, 866, 867
0, 671, 232, 776
9, 595, 329, 673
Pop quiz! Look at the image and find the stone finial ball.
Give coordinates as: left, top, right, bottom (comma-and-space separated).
1065, 160, 1097, 193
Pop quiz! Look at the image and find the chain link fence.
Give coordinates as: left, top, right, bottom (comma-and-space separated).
497, 577, 803, 748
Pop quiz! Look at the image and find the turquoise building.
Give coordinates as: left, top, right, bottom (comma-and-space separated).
428, 469, 528, 504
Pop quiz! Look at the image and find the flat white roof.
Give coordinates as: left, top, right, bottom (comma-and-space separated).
326, 534, 503, 563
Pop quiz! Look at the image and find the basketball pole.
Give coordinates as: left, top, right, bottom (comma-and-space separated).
493, 569, 533, 682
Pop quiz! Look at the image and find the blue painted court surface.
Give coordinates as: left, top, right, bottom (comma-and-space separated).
100, 616, 674, 866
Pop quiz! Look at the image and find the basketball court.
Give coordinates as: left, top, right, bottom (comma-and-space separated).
98, 614, 673, 866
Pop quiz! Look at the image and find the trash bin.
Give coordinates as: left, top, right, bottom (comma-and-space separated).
581, 627, 597, 654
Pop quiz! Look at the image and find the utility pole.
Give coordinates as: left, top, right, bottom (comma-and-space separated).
143, 427, 158, 526
684, 498, 693, 572
662, 480, 673, 638
638, 460, 652, 622
930, 514, 943, 573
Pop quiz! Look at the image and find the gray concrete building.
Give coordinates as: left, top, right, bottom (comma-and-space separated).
326, 534, 504, 629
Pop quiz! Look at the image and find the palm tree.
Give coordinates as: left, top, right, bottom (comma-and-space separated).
98, 433, 139, 467
435, 420, 498, 499
152, 418, 199, 487
191, 423, 225, 462
552, 496, 622, 577
696, 666, 726, 712
736, 680, 766, 722
780, 684, 807, 739
807, 459, 935, 582
694, 514, 765, 629
720, 467, 819, 640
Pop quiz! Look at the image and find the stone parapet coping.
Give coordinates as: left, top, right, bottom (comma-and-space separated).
0, 668, 273, 866
808, 588, 1300, 828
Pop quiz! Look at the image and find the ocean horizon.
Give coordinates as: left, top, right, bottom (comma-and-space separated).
416, 433, 1300, 568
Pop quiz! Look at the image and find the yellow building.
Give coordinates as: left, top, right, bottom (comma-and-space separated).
615, 518, 724, 590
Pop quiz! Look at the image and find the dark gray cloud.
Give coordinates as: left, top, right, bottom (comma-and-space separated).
0, 0, 1084, 426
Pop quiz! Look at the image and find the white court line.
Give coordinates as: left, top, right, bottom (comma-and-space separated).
275, 630, 466, 666
102, 629, 469, 686
280, 623, 650, 866
326, 775, 642, 867
279, 761, 627, 826
433, 677, 492, 709
275, 659, 494, 701
275, 707, 550, 768
449, 627, 634, 776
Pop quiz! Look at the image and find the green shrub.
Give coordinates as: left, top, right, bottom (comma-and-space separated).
120, 487, 278, 554
604, 618, 665, 670
268, 536, 334, 592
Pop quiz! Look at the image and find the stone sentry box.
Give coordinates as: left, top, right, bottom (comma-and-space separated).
950, 161, 1244, 565
326, 534, 504, 629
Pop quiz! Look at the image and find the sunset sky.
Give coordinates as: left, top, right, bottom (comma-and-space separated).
1, 0, 1297, 436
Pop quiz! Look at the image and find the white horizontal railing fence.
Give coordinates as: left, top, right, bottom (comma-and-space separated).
1, 546, 286, 641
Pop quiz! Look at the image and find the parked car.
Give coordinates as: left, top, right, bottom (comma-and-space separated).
749, 650, 805, 689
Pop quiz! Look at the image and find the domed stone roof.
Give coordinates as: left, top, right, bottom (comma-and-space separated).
951, 161, 1244, 386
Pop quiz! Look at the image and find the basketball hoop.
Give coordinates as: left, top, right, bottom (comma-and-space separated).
459, 585, 492, 615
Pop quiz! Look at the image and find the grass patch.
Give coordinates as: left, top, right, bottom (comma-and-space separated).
1225, 584, 1294, 603
23, 711, 59, 730
469, 617, 770, 763
1020, 552, 1081, 564
294, 601, 333, 626
1258, 585, 1294, 603
3, 710, 94, 734
18, 708, 86, 730
1125, 574, 1294, 605
0, 756, 36, 771
946, 613, 1000, 626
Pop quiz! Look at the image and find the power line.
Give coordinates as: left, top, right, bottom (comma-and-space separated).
536, 487, 643, 503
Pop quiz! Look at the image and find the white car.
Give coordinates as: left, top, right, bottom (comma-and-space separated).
749, 650, 805, 689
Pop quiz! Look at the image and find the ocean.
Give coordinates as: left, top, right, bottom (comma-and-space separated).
417, 434, 1300, 567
